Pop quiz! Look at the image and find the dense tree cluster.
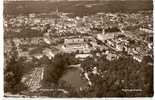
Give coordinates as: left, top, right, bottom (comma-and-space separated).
4, 58, 28, 94
80, 55, 153, 97
39, 52, 153, 97
105, 27, 120, 33
43, 53, 79, 86
4, 41, 28, 94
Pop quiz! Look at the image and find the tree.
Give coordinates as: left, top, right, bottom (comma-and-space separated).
4, 40, 28, 94
10, 40, 18, 61
80, 55, 149, 97
139, 55, 153, 96
4, 57, 27, 94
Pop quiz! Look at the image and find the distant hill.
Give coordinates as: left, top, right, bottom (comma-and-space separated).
4, 0, 153, 17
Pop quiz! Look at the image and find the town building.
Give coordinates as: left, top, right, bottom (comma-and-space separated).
62, 38, 91, 53
75, 54, 93, 60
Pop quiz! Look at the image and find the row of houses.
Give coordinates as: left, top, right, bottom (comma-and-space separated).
13, 37, 43, 46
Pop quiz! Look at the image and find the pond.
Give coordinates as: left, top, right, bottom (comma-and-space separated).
60, 67, 88, 90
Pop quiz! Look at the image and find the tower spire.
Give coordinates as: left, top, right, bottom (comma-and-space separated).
55, 0, 59, 26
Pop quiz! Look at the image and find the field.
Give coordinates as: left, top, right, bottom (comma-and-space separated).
4, 0, 153, 17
